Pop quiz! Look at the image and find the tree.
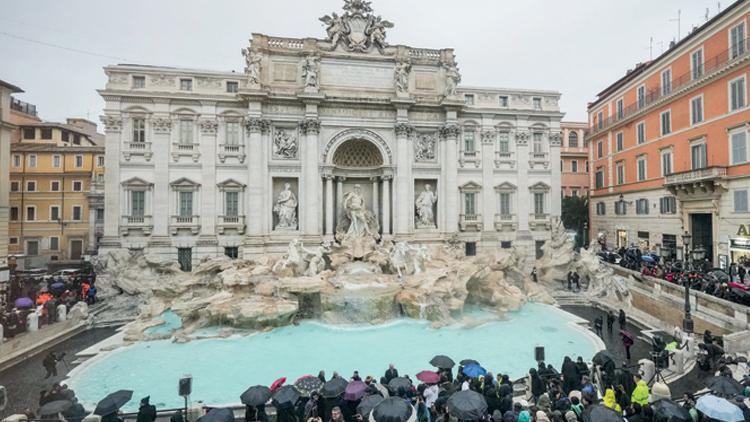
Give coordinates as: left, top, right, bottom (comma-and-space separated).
561, 195, 589, 247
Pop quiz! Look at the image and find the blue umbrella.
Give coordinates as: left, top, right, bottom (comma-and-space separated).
14, 297, 33, 308
641, 255, 656, 263
461, 363, 487, 378
695, 394, 744, 422
51, 282, 65, 290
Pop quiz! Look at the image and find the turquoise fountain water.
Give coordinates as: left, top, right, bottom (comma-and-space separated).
68, 303, 599, 411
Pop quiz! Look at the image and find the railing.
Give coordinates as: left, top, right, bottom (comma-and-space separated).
220, 144, 244, 154
170, 215, 200, 234
664, 166, 727, 185
11, 97, 37, 116
408, 48, 441, 60
268, 38, 304, 49
463, 151, 478, 158
496, 214, 515, 221
530, 152, 548, 160
219, 215, 244, 224
589, 37, 750, 136
126, 141, 150, 151
173, 142, 198, 152
495, 151, 513, 159
121, 215, 152, 225
173, 215, 198, 224
530, 213, 549, 220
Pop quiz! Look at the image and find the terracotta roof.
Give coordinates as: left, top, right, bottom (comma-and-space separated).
11, 143, 103, 153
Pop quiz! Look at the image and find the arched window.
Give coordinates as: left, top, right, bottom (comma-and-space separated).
568, 131, 579, 148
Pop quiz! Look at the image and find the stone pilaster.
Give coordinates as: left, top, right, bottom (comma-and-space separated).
199, 115, 218, 236
515, 129, 531, 231
101, 114, 122, 240
440, 124, 460, 234
481, 129, 496, 235
301, 117, 321, 236
151, 113, 172, 237
245, 117, 269, 238
549, 130, 563, 218
325, 175, 334, 236
394, 122, 414, 235
382, 175, 392, 236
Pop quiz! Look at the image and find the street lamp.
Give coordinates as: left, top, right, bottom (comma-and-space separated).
681, 231, 694, 334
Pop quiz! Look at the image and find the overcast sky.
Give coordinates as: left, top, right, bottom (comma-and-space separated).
0, 0, 724, 125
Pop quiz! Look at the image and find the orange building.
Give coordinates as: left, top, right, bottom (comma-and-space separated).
587, 0, 750, 268
560, 122, 589, 198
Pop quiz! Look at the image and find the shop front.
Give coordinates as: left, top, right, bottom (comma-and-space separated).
731, 224, 750, 270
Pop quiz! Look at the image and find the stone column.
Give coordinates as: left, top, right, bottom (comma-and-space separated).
394, 122, 413, 236
382, 176, 392, 235
87, 206, 97, 251
150, 109, 171, 238
199, 116, 218, 236
481, 129, 496, 233
441, 124, 460, 233
371, 177, 380, 222
301, 118, 321, 236
325, 176, 334, 236
336, 177, 345, 229
245, 117, 269, 238
100, 114, 123, 239
515, 129, 531, 231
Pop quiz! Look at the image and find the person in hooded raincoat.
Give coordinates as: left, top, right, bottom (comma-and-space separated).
630, 375, 649, 407
602, 388, 622, 414
529, 368, 546, 403
517, 410, 531, 422
537, 393, 552, 414
136, 397, 157, 422
535, 411, 551, 422
561, 357, 578, 394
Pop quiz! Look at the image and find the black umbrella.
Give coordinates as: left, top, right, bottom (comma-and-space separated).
387, 377, 413, 394
706, 376, 744, 397
446, 390, 488, 421
94, 390, 134, 416
371, 397, 414, 422
358, 395, 385, 418
651, 399, 692, 422
581, 404, 624, 422
272, 385, 301, 409
39, 400, 73, 416
295, 376, 324, 397
459, 359, 480, 366
240, 385, 272, 406
197, 408, 235, 422
592, 351, 616, 368
429, 355, 455, 369
321, 377, 348, 398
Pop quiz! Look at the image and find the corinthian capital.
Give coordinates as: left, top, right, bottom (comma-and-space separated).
481, 130, 496, 144
440, 124, 460, 139
394, 122, 414, 138
300, 118, 321, 135
100, 115, 123, 133
245, 117, 270, 134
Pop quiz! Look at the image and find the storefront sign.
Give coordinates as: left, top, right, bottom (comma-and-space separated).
739, 224, 750, 238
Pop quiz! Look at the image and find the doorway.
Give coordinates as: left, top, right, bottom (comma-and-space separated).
178, 248, 192, 272
70, 239, 83, 260
690, 213, 713, 262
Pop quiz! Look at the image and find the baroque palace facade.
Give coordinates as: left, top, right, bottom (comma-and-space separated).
99, 0, 562, 268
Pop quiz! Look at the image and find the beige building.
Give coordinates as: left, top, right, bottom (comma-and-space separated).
0, 80, 25, 280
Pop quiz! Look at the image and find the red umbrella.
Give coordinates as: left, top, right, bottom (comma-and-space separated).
295, 375, 315, 383
271, 377, 286, 392
619, 330, 634, 340
416, 370, 440, 384
343, 380, 367, 401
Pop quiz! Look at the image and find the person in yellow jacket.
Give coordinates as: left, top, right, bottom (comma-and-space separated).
631, 374, 650, 406
603, 388, 622, 413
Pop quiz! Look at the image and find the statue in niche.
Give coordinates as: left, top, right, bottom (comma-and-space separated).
415, 184, 438, 228
337, 184, 380, 241
273, 129, 298, 159
443, 61, 461, 97
394, 60, 410, 94
242, 48, 262, 86
414, 134, 436, 161
273, 183, 298, 230
302, 55, 320, 89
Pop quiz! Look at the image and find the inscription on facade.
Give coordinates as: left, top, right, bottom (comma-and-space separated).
273, 62, 298, 82
415, 72, 437, 90
319, 107, 395, 119
320, 61, 393, 89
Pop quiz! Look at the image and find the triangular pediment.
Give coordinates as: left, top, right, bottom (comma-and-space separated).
170, 177, 201, 187
217, 178, 246, 189
459, 181, 482, 192
529, 181, 551, 192
121, 177, 153, 187
494, 182, 517, 192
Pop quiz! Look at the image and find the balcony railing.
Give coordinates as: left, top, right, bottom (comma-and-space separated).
459, 213, 483, 231
120, 215, 153, 236
218, 144, 246, 163
217, 215, 246, 234
664, 166, 727, 185
123, 142, 153, 161
11, 98, 38, 116
126, 141, 150, 151
173, 143, 199, 152
170, 215, 201, 235
589, 37, 750, 136
530, 152, 548, 160
494, 213, 516, 231
530, 213, 550, 220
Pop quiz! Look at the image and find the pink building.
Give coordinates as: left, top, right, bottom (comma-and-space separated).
560, 121, 589, 198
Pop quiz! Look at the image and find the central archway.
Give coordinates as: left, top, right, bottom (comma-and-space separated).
332, 139, 384, 169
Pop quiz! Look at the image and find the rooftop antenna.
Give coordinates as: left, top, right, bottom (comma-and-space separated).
646, 37, 653, 60
705, 8, 710, 21
669, 9, 682, 41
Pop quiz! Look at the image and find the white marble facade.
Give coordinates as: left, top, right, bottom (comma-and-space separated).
99, 0, 563, 267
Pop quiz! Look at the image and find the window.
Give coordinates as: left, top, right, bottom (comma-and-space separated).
10, 181, 19, 192
75, 155, 84, 168
691, 96, 704, 125
692, 49, 704, 80
637, 156, 647, 181
28, 154, 37, 168
52, 154, 61, 168
9, 237, 18, 245
22, 128, 35, 139
464, 94, 474, 105
225, 191, 239, 217
464, 192, 476, 215
180, 78, 193, 91
585, 160, 589, 172
72, 181, 82, 192
50, 206, 60, 221
660, 197, 677, 214
533, 192, 545, 215
730, 77, 746, 111
730, 22, 746, 59
735, 190, 749, 213
49, 237, 59, 251
73, 134, 81, 145
179, 191, 194, 217
463, 129, 475, 153
597, 141, 603, 158
133, 75, 146, 88
131, 191, 145, 217
499, 192, 511, 216
532, 97, 542, 110
597, 111, 603, 129
595, 169, 604, 189
41, 128, 52, 139
615, 201, 627, 215
637, 85, 646, 108
26, 240, 39, 256
225, 247, 239, 259
96, 208, 104, 222
568, 131, 578, 148
499, 96, 508, 107
636, 198, 649, 215
532, 133, 543, 153
661, 150, 672, 176
571, 160, 578, 173
500, 241, 512, 249
61, 131, 69, 142
660, 110, 671, 135
636, 121, 646, 144
616, 162, 625, 185
661, 69, 672, 96
133, 118, 146, 143
571, 189, 579, 197
498, 132, 510, 153
72, 206, 82, 221
731, 130, 748, 165
226, 81, 239, 93
616, 98, 624, 119
596, 202, 606, 215
12, 154, 20, 167
226, 122, 240, 145
615, 132, 624, 152
691, 142, 707, 169
51, 181, 60, 192
10, 207, 18, 221
26, 206, 36, 221
26, 181, 36, 192
97, 155, 105, 167
179, 120, 193, 144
